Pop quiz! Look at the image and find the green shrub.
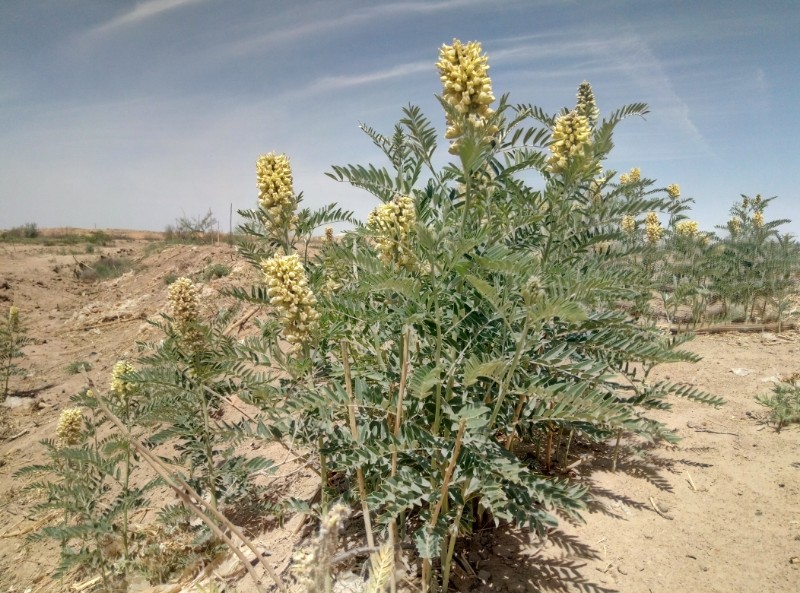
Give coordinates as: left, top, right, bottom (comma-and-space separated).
231, 41, 722, 592
202, 263, 230, 281
91, 257, 135, 281
757, 376, 800, 431
65, 360, 92, 375
0, 223, 39, 241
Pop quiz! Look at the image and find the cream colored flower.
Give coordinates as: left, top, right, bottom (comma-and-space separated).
261, 253, 319, 349
547, 110, 592, 174
644, 212, 662, 244
168, 277, 204, 350
728, 218, 742, 234
629, 168, 641, 183
7, 306, 19, 330
675, 220, 699, 237
110, 360, 136, 398
667, 184, 680, 199
621, 215, 636, 236
257, 153, 295, 229
367, 195, 417, 270
575, 81, 599, 127
324, 227, 334, 243
56, 408, 84, 448
436, 39, 497, 154
753, 211, 764, 228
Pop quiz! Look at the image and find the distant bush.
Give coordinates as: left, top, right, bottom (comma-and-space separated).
77, 256, 135, 281
86, 230, 112, 246
0, 223, 39, 241
202, 263, 231, 281
165, 209, 218, 243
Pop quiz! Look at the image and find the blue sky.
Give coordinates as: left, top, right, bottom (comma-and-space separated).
1, 0, 798, 235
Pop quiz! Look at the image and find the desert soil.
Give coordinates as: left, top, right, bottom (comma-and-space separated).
0, 235, 798, 593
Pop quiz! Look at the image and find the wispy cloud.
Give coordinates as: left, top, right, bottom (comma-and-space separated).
304, 60, 431, 94
88, 0, 211, 36
222, 0, 508, 57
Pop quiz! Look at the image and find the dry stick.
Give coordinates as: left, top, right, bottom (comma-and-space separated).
341, 340, 376, 550
389, 330, 410, 593
648, 496, 673, 520
685, 471, 698, 492
422, 419, 466, 592
92, 395, 287, 593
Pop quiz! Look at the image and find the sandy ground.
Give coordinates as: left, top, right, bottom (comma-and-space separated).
0, 236, 798, 593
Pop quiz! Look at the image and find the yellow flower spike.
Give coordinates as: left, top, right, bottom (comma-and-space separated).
547, 110, 592, 175
110, 360, 137, 399
256, 153, 296, 230
436, 39, 497, 154
621, 215, 636, 236
7, 306, 19, 329
753, 211, 764, 228
675, 220, 699, 237
629, 168, 641, 183
168, 277, 204, 350
728, 218, 742, 234
667, 184, 680, 200
367, 195, 417, 270
576, 81, 599, 127
56, 408, 84, 448
644, 212, 662, 244
261, 253, 319, 350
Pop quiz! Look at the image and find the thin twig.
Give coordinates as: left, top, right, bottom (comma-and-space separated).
648, 496, 673, 520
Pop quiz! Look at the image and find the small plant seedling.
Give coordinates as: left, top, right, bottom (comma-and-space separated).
756, 375, 800, 431
65, 360, 92, 375
1, 306, 31, 401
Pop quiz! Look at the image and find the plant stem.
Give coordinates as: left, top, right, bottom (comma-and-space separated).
389, 330, 410, 593
341, 340, 375, 549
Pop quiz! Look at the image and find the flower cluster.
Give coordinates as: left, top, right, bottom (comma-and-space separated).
619, 167, 641, 185
8, 306, 19, 328
575, 81, 599, 127
644, 212, 663, 244
728, 218, 742, 235
621, 215, 636, 236
293, 503, 351, 592
675, 219, 699, 237
261, 253, 319, 349
367, 195, 417, 270
257, 153, 296, 229
324, 226, 334, 243
436, 39, 497, 154
56, 407, 84, 448
168, 277, 204, 350
110, 360, 137, 399
667, 183, 681, 199
547, 110, 592, 174
753, 211, 764, 228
